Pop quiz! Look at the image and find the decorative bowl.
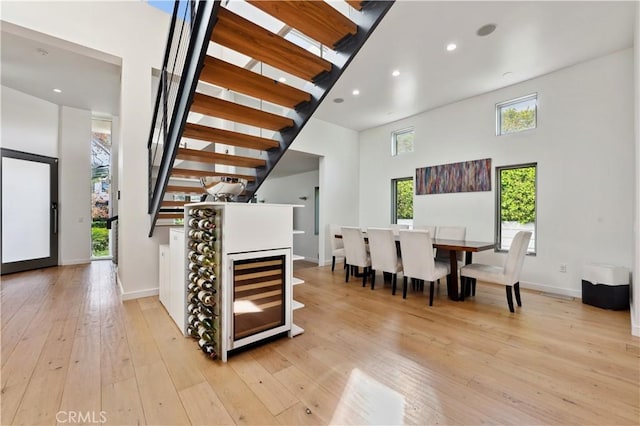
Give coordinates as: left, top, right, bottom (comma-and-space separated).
200, 176, 247, 202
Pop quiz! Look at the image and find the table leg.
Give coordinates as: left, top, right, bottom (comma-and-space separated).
448, 250, 460, 301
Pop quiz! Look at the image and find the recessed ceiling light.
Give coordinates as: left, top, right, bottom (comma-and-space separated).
352, 89, 360, 95
477, 24, 497, 37
446, 43, 457, 52
278, 77, 286, 83
392, 70, 400, 77
53, 88, 62, 93
333, 97, 344, 103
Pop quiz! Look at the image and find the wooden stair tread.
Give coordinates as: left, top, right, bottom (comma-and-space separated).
191, 93, 294, 131
211, 7, 332, 82
177, 147, 266, 169
346, 1, 364, 11
166, 185, 204, 194
171, 168, 256, 182
248, 1, 357, 49
200, 57, 311, 109
161, 200, 190, 207
183, 122, 279, 151
158, 213, 183, 219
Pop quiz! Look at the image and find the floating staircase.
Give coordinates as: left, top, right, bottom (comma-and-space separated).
148, 0, 394, 234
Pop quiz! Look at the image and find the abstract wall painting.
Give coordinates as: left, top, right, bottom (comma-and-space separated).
416, 158, 491, 195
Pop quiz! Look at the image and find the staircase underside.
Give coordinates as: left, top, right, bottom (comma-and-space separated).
149, 0, 394, 231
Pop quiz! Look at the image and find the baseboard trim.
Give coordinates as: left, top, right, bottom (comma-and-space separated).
121, 287, 159, 301
117, 271, 159, 301
304, 257, 319, 264
60, 258, 91, 266
632, 324, 640, 337
519, 280, 582, 299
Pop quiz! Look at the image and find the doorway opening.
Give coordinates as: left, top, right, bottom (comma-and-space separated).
91, 119, 112, 258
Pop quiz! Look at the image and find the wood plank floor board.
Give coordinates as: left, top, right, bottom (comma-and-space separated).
178, 381, 235, 426
200, 359, 280, 425
229, 351, 299, 416
1, 262, 638, 425
134, 361, 191, 426
101, 376, 146, 426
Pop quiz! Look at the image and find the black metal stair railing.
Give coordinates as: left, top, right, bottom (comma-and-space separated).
148, 0, 220, 236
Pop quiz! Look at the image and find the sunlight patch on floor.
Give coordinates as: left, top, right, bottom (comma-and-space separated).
330, 368, 405, 425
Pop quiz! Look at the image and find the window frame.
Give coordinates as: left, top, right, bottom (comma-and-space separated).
495, 163, 537, 255
391, 127, 415, 156
391, 177, 414, 225
496, 93, 538, 136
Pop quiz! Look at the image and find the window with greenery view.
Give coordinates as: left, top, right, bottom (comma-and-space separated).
496, 164, 537, 253
496, 94, 537, 135
391, 128, 414, 156
392, 177, 413, 226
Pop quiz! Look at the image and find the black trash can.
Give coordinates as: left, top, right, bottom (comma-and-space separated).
582, 263, 629, 310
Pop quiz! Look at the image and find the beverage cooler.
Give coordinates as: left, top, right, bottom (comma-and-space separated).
183, 202, 295, 362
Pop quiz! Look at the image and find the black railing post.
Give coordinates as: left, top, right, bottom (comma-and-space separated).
148, 1, 221, 236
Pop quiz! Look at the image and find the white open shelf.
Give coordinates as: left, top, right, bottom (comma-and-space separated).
292, 300, 305, 311
293, 229, 304, 234
292, 254, 305, 261
290, 323, 304, 337
292, 277, 304, 286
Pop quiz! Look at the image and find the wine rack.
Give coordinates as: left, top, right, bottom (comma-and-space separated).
185, 207, 221, 359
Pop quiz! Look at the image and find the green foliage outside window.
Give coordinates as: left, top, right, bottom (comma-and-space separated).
92, 220, 109, 257
396, 179, 414, 220
500, 167, 536, 224
501, 107, 536, 134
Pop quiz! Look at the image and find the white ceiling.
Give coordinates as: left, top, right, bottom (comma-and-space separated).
0, 1, 635, 177
1, 24, 122, 116
314, 1, 637, 131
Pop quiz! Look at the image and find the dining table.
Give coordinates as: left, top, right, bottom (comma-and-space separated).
335, 233, 495, 301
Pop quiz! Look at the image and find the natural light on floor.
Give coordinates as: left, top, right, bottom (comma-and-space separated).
330, 368, 405, 425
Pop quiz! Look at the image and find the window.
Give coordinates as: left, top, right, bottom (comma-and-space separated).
392, 177, 413, 226
496, 164, 537, 254
496, 93, 537, 135
391, 128, 414, 156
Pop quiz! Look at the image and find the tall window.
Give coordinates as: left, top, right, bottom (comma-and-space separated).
91, 119, 112, 258
391, 128, 414, 156
496, 164, 537, 254
496, 93, 537, 135
392, 177, 413, 226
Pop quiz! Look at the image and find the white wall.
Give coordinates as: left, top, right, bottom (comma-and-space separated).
58, 106, 92, 265
1, 86, 59, 157
632, 4, 639, 337
2, 1, 171, 299
258, 169, 320, 262
289, 118, 360, 265
359, 49, 635, 297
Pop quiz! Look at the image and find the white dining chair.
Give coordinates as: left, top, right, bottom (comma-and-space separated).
366, 227, 403, 293
414, 225, 436, 237
389, 223, 410, 236
460, 231, 532, 312
435, 226, 466, 263
341, 226, 372, 287
329, 224, 345, 272
398, 230, 450, 305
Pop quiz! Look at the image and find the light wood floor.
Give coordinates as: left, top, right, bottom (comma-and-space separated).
1, 261, 639, 425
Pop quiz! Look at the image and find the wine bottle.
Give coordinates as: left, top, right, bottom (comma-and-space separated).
195, 242, 213, 254
195, 254, 214, 267
188, 262, 201, 273
198, 339, 217, 359
198, 268, 215, 281
188, 229, 214, 242
187, 303, 199, 315
189, 208, 215, 218
197, 218, 215, 230
198, 303, 215, 318
188, 250, 200, 263
187, 291, 199, 304
197, 312, 215, 329
186, 325, 199, 339
198, 325, 215, 342
198, 290, 216, 307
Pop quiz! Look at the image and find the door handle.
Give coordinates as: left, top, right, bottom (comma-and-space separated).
52, 202, 58, 235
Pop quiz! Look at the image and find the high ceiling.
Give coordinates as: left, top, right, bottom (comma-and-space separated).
314, 1, 637, 131
0, 1, 636, 180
